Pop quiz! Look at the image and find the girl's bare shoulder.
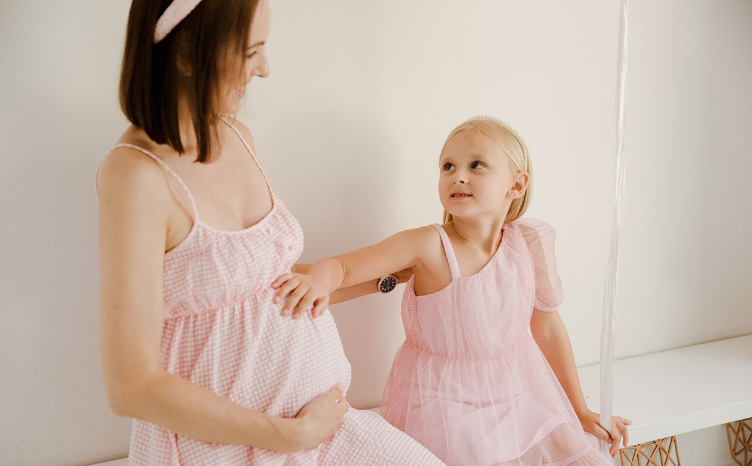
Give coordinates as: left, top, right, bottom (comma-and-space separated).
396, 224, 446, 271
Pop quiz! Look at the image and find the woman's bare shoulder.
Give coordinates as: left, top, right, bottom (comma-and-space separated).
98, 144, 171, 214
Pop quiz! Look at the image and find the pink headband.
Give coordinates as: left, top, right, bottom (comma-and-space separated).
154, 0, 204, 44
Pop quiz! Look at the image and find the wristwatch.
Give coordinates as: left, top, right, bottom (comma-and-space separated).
377, 275, 398, 293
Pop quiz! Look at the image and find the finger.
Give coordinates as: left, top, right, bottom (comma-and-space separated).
274, 279, 300, 305
618, 421, 630, 447
284, 286, 308, 316
311, 299, 328, 318
592, 423, 612, 443
333, 390, 349, 411
610, 431, 618, 454
320, 297, 330, 317
609, 425, 622, 455
294, 294, 318, 319
327, 389, 345, 410
314, 296, 329, 317
271, 274, 294, 289
280, 283, 305, 312
337, 396, 350, 417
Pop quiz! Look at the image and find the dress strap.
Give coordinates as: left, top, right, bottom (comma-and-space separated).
430, 224, 462, 281
94, 144, 200, 220
217, 116, 271, 186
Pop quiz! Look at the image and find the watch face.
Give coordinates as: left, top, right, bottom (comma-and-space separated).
379, 275, 397, 293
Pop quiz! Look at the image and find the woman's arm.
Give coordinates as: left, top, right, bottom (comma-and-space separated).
292, 264, 412, 305
530, 309, 630, 458
98, 151, 348, 453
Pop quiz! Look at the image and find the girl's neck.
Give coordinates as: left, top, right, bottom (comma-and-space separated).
449, 216, 507, 256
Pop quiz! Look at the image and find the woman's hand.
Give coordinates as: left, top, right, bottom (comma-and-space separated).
287, 386, 349, 451
577, 409, 632, 458
272, 273, 330, 319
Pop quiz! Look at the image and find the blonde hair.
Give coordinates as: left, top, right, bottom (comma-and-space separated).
441, 116, 532, 224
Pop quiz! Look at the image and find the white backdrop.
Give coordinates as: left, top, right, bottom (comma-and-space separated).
1, 1, 751, 465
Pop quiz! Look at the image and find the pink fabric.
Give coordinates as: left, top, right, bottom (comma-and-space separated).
95, 117, 444, 465
381, 220, 610, 466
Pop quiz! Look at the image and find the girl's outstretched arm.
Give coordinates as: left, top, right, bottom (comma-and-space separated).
530, 309, 632, 459
273, 227, 434, 318
291, 264, 412, 305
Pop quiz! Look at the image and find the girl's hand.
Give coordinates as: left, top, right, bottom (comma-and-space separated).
290, 386, 349, 450
577, 409, 632, 459
272, 273, 330, 319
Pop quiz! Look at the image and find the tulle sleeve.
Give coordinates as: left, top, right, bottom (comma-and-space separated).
517, 218, 564, 312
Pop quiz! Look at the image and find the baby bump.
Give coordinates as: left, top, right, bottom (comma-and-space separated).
228, 308, 352, 418
162, 298, 351, 420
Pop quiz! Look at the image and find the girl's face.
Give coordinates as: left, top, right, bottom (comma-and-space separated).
218, 0, 271, 115
438, 129, 526, 222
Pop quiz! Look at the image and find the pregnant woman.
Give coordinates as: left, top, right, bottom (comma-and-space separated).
96, 0, 444, 464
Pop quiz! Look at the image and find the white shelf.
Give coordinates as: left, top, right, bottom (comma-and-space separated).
578, 334, 752, 446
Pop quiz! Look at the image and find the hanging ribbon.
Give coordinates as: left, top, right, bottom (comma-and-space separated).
599, 0, 629, 458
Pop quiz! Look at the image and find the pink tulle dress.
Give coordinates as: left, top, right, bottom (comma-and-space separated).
380, 219, 610, 466
95, 117, 445, 466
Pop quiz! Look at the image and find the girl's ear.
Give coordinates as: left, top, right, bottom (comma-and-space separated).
509, 171, 529, 199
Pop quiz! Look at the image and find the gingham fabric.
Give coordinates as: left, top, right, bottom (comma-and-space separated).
95, 118, 445, 466
380, 220, 611, 466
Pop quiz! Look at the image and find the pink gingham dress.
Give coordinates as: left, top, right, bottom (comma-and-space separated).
95, 118, 444, 466
380, 220, 610, 466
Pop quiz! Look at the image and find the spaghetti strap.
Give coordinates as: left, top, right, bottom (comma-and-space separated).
430, 224, 461, 281
217, 116, 270, 181
94, 144, 200, 220
217, 116, 275, 205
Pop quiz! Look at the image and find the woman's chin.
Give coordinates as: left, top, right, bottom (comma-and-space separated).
218, 102, 241, 116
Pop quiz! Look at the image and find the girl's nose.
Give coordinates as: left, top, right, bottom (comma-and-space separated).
452, 173, 468, 184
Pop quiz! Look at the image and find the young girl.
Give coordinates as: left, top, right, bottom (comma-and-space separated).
272, 116, 631, 465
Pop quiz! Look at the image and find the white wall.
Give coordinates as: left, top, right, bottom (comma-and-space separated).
1, 1, 750, 465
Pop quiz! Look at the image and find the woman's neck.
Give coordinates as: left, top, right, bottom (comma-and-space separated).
176, 96, 198, 153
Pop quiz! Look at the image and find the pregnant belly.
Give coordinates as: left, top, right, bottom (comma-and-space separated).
225, 309, 352, 418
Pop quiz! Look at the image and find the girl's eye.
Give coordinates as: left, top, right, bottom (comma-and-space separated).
471, 161, 485, 169
443, 163, 454, 171
246, 52, 257, 59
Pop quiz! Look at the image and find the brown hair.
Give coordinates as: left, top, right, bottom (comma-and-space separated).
119, 0, 259, 163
